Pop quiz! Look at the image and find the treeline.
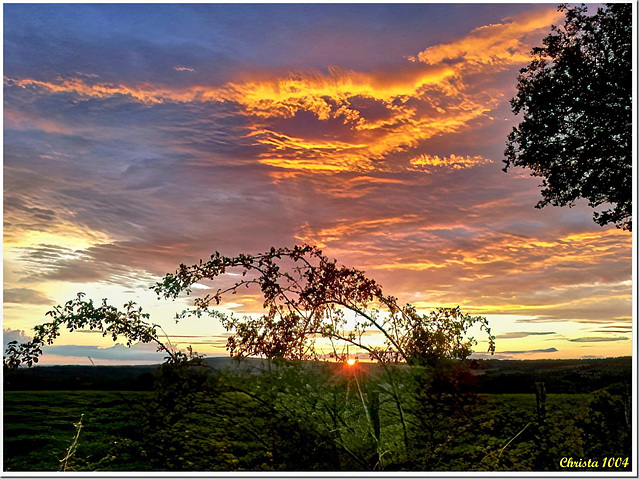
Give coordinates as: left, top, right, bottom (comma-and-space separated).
3, 365, 158, 391
3, 357, 632, 394
472, 357, 632, 394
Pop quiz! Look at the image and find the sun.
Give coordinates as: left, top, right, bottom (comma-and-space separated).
346, 358, 356, 366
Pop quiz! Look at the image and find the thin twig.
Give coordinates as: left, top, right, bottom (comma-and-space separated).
497, 422, 531, 464
59, 414, 84, 472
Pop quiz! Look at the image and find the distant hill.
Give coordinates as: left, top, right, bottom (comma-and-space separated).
3, 356, 632, 394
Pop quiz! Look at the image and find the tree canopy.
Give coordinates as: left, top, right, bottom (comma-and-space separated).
4, 245, 495, 368
504, 3, 632, 230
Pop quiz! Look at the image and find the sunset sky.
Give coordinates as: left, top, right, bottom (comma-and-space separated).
3, 3, 634, 365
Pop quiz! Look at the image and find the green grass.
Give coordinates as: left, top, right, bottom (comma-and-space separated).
3, 391, 152, 471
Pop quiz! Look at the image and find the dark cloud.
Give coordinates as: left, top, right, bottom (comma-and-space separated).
568, 337, 629, 343
496, 331, 556, 339
41, 343, 166, 362
4, 288, 55, 305
591, 324, 633, 329
591, 325, 633, 334
470, 349, 559, 360
4, 195, 57, 222
498, 347, 559, 354
15, 244, 152, 287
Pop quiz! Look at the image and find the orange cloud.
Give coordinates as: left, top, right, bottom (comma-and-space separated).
5, 9, 562, 175
6, 72, 496, 173
295, 215, 420, 248
250, 129, 374, 172
5, 63, 455, 114
250, 96, 496, 173
232, 65, 457, 119
6, 69, 474, 171
413, 8, 564, 69
3, 76, 243, 105
447, 228, 631, 275
6, 76, 167, 104
409, 154, 492, 171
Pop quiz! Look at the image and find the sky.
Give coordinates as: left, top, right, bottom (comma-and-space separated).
3, 3, 634, 365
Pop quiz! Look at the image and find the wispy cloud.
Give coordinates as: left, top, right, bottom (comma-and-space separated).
412, 9, 564, 69
496, 331, 556, 339
409, 154, 492, 172
4, 288, 55, 305
41, 343, 167, 361
499, 347, 558, 354
568, 337, 629, 343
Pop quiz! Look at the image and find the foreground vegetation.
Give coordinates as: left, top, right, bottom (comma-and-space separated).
3, 358, 632, 472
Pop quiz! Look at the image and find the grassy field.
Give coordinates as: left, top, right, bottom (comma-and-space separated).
3, 391, 152, 471
3, 389, 629, 472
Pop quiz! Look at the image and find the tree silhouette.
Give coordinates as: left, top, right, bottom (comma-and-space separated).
504, 4, 632, 230
154, 245, 495, 364
4, 245, 494, 368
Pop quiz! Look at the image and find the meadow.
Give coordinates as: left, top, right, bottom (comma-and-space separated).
3, 358, 632, 472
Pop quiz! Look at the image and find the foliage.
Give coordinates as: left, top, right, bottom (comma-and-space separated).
129, 360, 344, 470
578, 388, 632, 460
405, 362, 484, 469
504, 3, 632, 230
3, 293, 173, 369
